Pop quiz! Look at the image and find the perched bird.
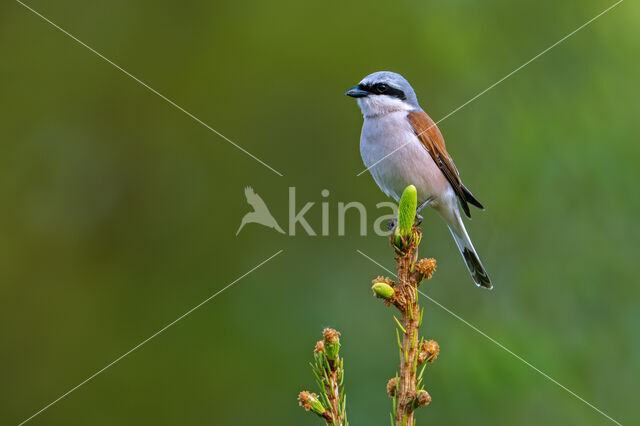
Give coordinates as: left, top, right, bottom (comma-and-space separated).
346, 71, 492, 289
236, 186, 285, 235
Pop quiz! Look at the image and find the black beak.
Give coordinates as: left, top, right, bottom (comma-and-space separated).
345, 86, 369, 98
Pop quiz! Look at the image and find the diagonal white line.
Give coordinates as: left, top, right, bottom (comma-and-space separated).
18, 249, 284, 426
417, 292, 623, 425
356, 0, 624, 176
356, 249, 623, 425
15, 0, 284, 177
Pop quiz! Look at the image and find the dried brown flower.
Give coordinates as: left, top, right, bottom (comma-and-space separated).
314, 340, 325, 355
322, 328, 341, 344
298, 391, 315, 411
418, 340, 439, 364
415, 390, 431, 407
298, 391, 327, 417
372, 275, 395, 287
386, 377, 398, 397
415, 258, 437, 279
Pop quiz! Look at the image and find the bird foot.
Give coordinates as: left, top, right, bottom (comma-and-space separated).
413, 197, 434, 227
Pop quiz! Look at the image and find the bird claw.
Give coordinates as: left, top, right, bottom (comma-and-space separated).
412, 196, 433, 227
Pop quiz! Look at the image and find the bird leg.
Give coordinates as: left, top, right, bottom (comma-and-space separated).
388, 197, 435, 230
414, 196, 435, 225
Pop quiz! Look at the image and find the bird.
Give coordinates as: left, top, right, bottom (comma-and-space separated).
236, 186, 285, 235
346, 71, 492, 289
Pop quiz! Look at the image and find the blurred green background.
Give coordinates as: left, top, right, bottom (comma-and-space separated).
1, 0, 638, 424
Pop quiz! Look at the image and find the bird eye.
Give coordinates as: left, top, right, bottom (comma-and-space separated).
376, 83, 388, 94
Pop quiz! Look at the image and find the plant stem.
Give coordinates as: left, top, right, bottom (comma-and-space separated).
327, 369, 342, 425
395, 244, 420, 426
298, 329, 348, 425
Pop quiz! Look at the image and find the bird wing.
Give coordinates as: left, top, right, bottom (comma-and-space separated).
245, 186, 268, 211
406, 110, 484, 218
245, 186, 255, 200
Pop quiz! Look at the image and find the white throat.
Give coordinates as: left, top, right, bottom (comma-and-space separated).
357, 95, 413, 118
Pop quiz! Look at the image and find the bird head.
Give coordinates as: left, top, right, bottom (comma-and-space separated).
345, 71, 420, 117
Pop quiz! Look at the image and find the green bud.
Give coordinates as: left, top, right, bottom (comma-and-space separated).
325, 341, 340, 361
398, 185, 417, 237
298, 391, 326, 416
372, 282, 395, 300
393, 226, 404, 249
307, 393, 326, 416
322, 328, 341, 361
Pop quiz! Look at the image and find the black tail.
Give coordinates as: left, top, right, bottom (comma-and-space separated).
461, 184, 484, 210
449, 215, 493, 289
461, 247, 492, 289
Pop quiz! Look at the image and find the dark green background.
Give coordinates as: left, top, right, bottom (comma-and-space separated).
1, 0, 638, 424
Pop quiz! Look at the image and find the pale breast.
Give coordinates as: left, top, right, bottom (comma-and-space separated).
360, 111, 451, 204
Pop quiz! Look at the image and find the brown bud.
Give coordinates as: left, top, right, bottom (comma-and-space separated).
298, 391, 314, 411
322, 328, 341, 344
415, 390, 431, 407
314, 340, 325, 355
322, 328, 341, 360
372, 276, 395, 287
418, 340, 439, 364
415, 258, 437, 279
298, 391, 326, 416
386, 377, 398, 398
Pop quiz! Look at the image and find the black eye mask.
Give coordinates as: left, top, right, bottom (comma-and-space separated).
358, 82, 407, 101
